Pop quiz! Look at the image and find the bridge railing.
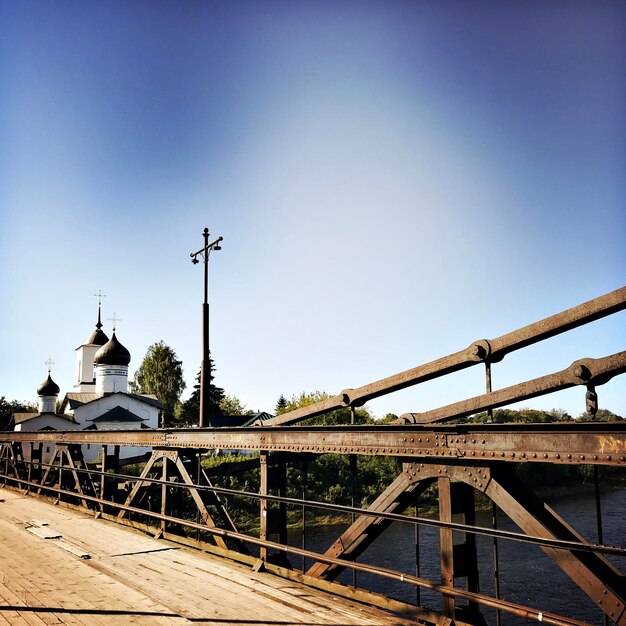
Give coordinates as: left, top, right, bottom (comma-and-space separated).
1, 286, 625, 626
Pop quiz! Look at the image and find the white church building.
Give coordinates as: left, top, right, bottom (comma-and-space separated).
13, 307, 161, 463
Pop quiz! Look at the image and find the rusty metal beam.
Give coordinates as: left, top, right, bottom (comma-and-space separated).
485, 466, 626, 626
265, 286, 626, 425
118, 448, 231, 550
400, 351, 626, 424
3, 421, 625, 466
307, 467, 434, 580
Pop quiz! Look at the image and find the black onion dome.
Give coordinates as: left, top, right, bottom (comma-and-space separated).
94, 332, 131, 366
87, 306, 109, 345
37, 374, 60, 396
87, 327, 109, 346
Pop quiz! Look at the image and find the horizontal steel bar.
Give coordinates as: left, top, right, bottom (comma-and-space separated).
10, 458, 625, 558
266, 286, 626, 425
400, 351, 626, 424
3, 422, 626, 465
0, 478, 594, 626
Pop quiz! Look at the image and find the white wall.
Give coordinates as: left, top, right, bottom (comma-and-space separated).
95, 365, 128, 394
75, 344, 99, 391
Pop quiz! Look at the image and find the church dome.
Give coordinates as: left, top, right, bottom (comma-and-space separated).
87, 306, 109, 346
94, 332, 131, 366
87, 327, 109, 346
37, 374, 60, 397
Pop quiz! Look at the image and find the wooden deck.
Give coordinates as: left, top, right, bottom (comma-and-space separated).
0, 488, 413, 625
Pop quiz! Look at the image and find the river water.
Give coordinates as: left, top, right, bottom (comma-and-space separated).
288, 489, 626, 625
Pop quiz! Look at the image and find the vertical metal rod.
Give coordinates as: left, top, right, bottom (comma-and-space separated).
588, 385, 609, 626
27, 443, 32, 494
438, 476, 455, 618
100, 445, 107, 515
350, 454, 357, 588
160, 457, 168, 533
2, 445, 7, 486
349, 404, 358, 587
415, 494, 421, 606
58, 447, 64, 505
486, 360, 501, 626
196, 453, 202, 542
593, 464, 608, 626
260, 452, 268, 562
492, 501, 502, 626
301, 460, 308, 573
486, 361, 493, 422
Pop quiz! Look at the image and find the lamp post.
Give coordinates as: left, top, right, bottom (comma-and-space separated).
190, 227, 223, 427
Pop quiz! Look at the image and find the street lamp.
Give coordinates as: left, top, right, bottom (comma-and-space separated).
190, 227, 223, 428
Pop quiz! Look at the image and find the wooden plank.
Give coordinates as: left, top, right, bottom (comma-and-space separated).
0, 486, 410, 626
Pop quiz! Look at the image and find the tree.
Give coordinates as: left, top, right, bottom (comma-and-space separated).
577, 408, 623, 422
275, 394, 288, 415
179, 353, 225, 425
469, 408, 573, 424
220, 395, 253, 416
129, 341, 186, 427
0, 397, 36, 431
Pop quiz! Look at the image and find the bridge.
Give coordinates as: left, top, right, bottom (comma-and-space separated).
1, 287, 625, 626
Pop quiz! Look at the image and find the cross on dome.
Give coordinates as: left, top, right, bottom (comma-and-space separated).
94, 291, 107, 330
108, 312, 122, 332
45, 358, 54, 373
94, 290, 107, 306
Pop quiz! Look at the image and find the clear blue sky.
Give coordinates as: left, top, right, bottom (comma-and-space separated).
1, 1, 624, 419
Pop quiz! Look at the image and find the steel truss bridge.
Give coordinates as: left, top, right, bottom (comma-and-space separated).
1, 287, 625, 626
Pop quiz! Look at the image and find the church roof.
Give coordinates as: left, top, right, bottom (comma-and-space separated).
88, 406, 146, 423
62, 393, 100, 411
13, 412, 77, 425
37, 373, 60, 397
60, 391, 162, 412
94, 331, 131, 366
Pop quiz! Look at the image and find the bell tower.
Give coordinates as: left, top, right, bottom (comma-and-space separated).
75, 295, 109, 392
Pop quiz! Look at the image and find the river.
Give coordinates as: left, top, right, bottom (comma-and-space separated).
288, 489, 626, 625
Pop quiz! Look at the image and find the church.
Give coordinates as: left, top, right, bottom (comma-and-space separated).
12, 306, 161, 463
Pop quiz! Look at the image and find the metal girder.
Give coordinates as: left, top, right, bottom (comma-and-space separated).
3, 422, 624, 466
485, 465, 626, 626
265, 286, 626, 426
307, 467, 434, 580
400, 351, 626, 424
117, 448, 234, 550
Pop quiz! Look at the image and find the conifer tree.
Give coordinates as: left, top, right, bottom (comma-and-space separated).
179, 353, 225, 425
275, 393, 288, 415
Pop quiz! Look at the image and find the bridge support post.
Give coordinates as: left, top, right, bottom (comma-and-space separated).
259, 451, 289, 567
260, 451, 268, 562
438, 476, 456, 619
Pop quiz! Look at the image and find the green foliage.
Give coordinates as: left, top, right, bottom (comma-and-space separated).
179, 355, 225, 426
275, 394, 288, 415
0, 396, 36, 431
129, 341, 186, 427
469, 408, 573, 423
469, 407, 623, 424
220, 395, 252, 416
284, 391, 374, 425
576, 408, 624, 422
